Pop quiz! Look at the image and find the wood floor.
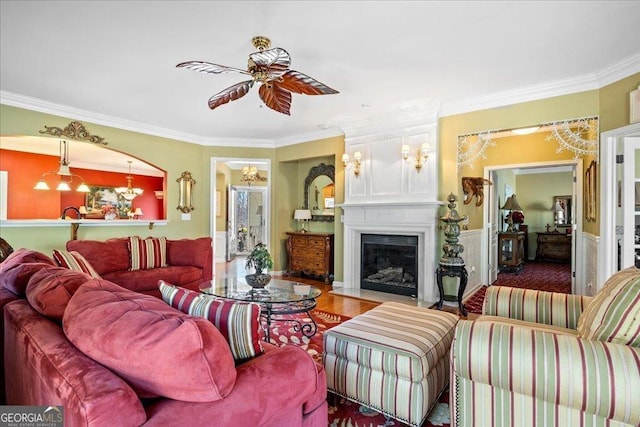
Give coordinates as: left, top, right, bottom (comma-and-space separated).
217, 258, 476, 319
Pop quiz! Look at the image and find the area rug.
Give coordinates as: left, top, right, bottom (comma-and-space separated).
264, 310, 451, 427
262, 309, 351, 364
465, 261, 572, 314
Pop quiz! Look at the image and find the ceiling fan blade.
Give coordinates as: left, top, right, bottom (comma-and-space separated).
258, 83, 291, 115
208, 80, 254, 110
177, 61, 251, 76
249, 47, 290, 77
279, 70, 339, 95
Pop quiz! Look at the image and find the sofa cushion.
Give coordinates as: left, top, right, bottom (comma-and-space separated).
0, 248, 55, 296
102, 266, 202, 293
66, 238, 130, 275
26, 266, 91, 321
577, 266, 640, 347
128, 236, 168, 270
63, 279, 237, 402
166, 237, 212, 268
159, 281, 264, 363
53, 249, 101, 278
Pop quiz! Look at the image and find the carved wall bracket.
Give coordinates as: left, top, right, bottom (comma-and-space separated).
39, 121, 107, 145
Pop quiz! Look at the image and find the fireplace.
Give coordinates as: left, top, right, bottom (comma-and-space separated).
361, 234, 418, 297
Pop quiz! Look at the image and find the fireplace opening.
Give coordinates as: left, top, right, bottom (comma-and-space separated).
360, 234, 418, 297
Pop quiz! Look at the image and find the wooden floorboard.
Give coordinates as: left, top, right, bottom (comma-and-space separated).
219, 258, 478, 319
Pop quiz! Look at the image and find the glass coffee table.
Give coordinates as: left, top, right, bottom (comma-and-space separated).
199, 277, 322, 342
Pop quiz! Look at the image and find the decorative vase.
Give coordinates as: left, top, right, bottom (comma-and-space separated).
245, 273, 271, 288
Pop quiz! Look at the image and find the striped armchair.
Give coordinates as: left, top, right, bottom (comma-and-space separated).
450, 267, 640, 427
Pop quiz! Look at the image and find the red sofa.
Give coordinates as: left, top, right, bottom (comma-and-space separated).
2, 249, 328, 426
66, 236, 213, 297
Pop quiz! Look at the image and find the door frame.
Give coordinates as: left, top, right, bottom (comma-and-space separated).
600, 122, 640, 286
210, 157, 271, 278
482, 159, 583, 292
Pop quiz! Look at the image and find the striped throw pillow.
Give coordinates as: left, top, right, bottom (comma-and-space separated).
52, 249, 101, 278
159, 280, 264, 362
577, 266, 640, 347
128, 236, 167, 270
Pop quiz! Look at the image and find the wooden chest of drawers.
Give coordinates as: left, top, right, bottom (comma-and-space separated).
535, 232, 572, 263
286, 232, 334, 284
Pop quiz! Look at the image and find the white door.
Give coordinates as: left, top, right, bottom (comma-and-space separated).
226, 185, 238, 262
622, 137, 640, 269
487, 170, 499, 284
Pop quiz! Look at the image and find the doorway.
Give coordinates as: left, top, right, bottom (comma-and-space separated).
210, 157, 271, 276
483, 160, 582, 293
228, 185, 267, 258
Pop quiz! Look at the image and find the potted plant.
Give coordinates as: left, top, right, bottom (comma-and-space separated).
245, 242, 274, 288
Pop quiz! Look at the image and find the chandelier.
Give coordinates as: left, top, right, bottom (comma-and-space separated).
34, 140, 90, 192
116, 161, 143, 201
241, 165, 267, 186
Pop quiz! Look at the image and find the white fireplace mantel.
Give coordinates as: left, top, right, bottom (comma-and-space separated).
341, 201, 443, 303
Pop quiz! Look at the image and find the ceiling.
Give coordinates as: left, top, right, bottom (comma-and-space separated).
1, 1, 640, 147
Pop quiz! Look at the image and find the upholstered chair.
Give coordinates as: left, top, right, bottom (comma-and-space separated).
450, 267, 640, 427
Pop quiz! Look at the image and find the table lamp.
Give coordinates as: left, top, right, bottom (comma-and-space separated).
501, 194, 523, 232
293, 209, 311, 233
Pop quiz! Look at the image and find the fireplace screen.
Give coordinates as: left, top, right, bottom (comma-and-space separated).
360, 234, 418, 297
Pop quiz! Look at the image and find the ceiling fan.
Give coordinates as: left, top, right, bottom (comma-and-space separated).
177, 36, 339, 115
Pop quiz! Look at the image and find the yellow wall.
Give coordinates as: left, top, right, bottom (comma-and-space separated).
2, 72, 639, 282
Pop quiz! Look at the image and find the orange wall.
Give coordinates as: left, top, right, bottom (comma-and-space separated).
0, 149, 164, 220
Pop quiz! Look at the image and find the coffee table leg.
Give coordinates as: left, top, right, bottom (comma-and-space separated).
297, 310, 318, 337
263, 304, 272, 342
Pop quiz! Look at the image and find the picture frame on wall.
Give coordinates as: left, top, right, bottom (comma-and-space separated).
86, 186, 131, 219
585, 161, 597, 221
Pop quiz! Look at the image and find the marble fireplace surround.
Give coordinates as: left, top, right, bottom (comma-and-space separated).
335, 201, 442, 305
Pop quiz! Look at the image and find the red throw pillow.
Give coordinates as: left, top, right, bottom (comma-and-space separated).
128, 236, 167, 270
0, 249, 55, 296
63, 279, 237, 402
26, 266, 91, 321
159, 280, 264, 363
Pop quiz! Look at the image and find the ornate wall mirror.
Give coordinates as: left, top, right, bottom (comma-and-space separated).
553, 195, 572, 227
303, 163, 335, 222
176, 171, 195, 213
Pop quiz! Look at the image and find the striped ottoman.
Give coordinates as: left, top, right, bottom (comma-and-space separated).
323, 301, 458, 427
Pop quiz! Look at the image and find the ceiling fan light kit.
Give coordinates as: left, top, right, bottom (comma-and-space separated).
177, 36, 338, 115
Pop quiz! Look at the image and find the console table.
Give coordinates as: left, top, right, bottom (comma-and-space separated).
536, 232, 572, 263
285, 232, 334, 284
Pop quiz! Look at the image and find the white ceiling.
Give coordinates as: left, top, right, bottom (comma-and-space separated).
1, 1, 640, 147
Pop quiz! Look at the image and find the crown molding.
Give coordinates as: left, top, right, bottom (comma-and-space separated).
0, 91, 275, 148
2, 52, 639, 146
274, 126, 344, 147
440, 53, 640, 118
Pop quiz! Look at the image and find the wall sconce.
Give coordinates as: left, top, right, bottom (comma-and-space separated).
401, 142, 431, 171
154, 191, 164, 200
342, 151, 362, 176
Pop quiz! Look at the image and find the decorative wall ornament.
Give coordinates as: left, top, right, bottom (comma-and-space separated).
176, 171, 196, 213
457, 132, 497, 170
461, 177, 493, 206
545, 116, 599, 161
39, 121, 107, 145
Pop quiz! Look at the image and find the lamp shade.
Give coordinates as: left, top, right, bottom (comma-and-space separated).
294, 209, 312, 220
501, 194, 523, 211
133, 208, 144, 216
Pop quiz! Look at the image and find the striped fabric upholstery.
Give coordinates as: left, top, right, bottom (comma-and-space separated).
483, 285, 591, 329
128, 236, 167, 270
159, 281, 263, 362
52, 249, 101, 278
451, 320, 640, 427
475, 315, 578, 336
577, 266, 640, 347
323, 302, 458, 427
